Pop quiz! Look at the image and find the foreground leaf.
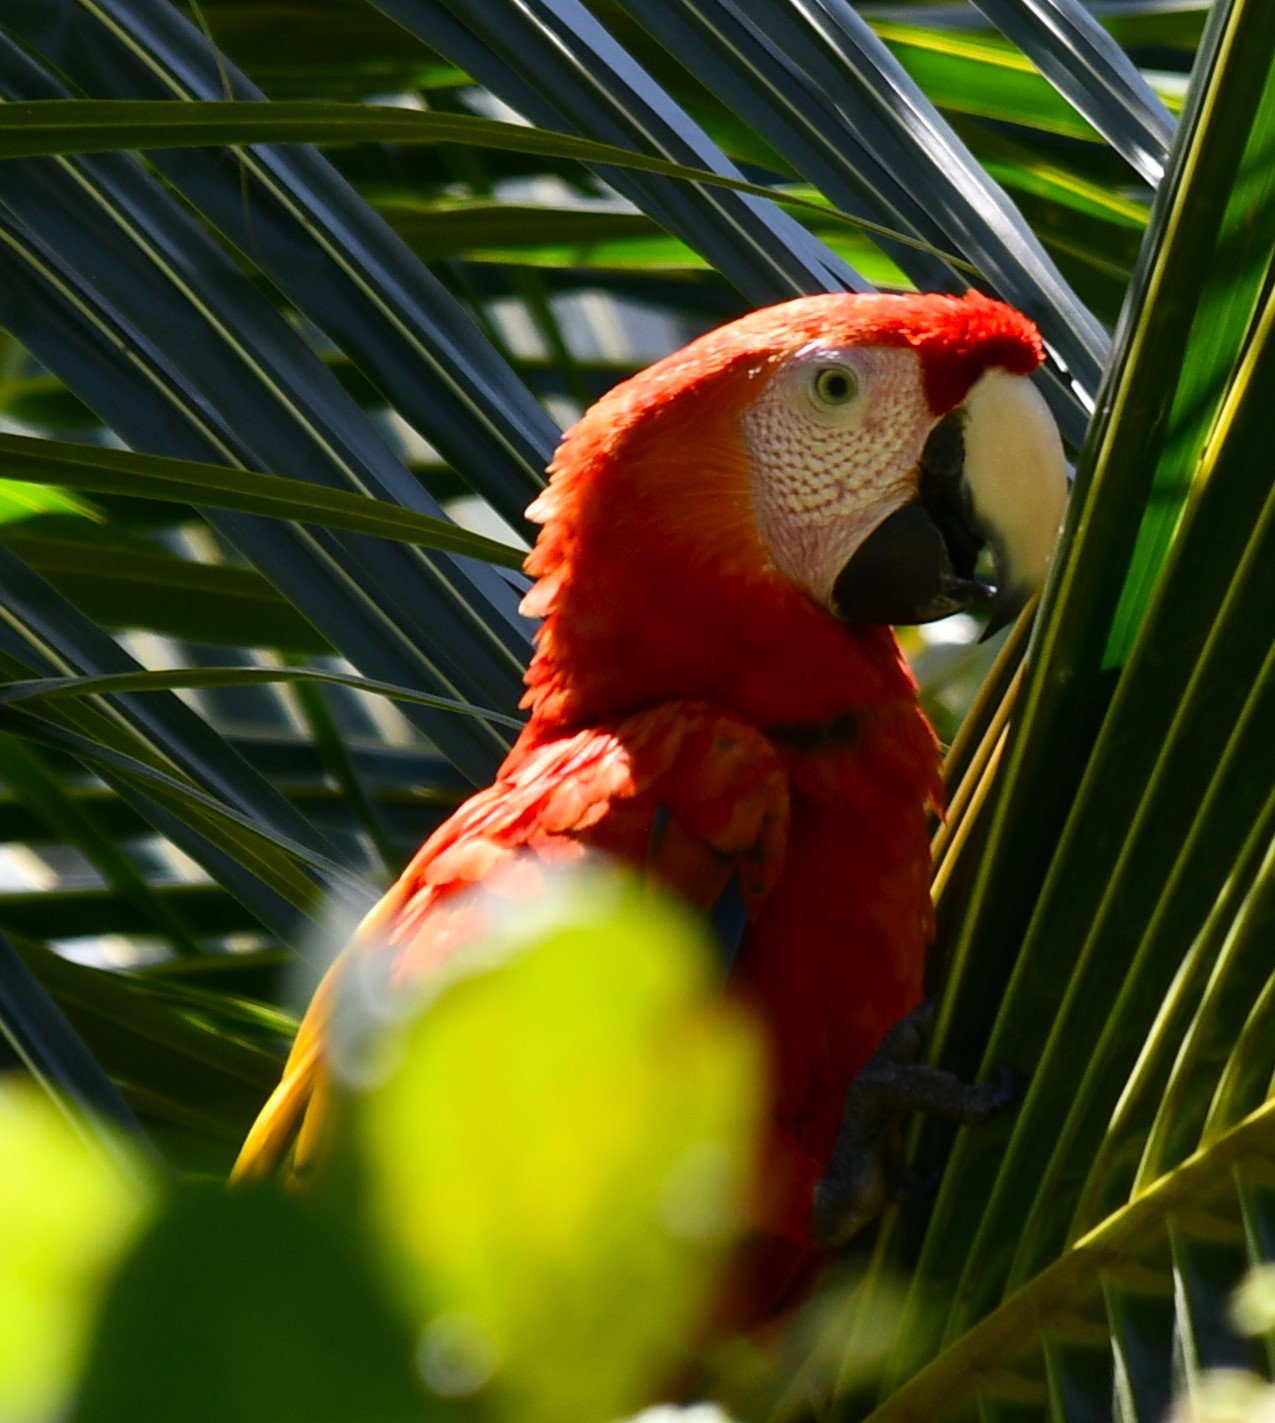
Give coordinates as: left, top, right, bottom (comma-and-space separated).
0, 1086, 155, 1423
71, 1185, 427, 1423
353, 869, 765, 1423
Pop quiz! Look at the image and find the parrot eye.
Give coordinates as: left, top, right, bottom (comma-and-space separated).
811, 365, 860, 409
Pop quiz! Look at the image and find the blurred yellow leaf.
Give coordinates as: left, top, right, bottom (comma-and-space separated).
1232, 1262, 1275, 1337
353, 867, 766, 1423
0, 1086, 154, 1423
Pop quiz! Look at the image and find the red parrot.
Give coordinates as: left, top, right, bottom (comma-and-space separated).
234, 290, 1067, 1308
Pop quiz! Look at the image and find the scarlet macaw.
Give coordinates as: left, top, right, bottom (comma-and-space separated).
234, 291, 1067, 1307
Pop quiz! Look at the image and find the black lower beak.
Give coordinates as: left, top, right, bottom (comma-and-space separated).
831, 411, 992, 627
830, 502, 991, 626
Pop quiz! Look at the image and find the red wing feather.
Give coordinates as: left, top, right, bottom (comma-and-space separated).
231, 700, 789, 1184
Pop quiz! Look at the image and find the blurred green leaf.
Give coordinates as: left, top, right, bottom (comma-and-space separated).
1233, 1263, 1275, 1338
0, 480, 95, 523
70, 1183, 428, 1423
0, 1085, 154, 1423
353, 871, 765, 1423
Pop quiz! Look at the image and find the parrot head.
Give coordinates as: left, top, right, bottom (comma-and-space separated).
521, 291, 1068, 725
731, 292, 1067, 635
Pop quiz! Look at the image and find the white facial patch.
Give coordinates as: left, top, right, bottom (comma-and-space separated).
738, 344, 935, 608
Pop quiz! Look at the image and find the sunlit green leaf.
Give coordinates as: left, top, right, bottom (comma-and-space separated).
0, 479, 95, 523
354, 870, 765, 1423
876, 22, 1110, 140
0, 1085, 154, 1423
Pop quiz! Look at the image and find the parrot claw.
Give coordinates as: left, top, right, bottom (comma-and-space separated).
810, 1000, 1017, 1249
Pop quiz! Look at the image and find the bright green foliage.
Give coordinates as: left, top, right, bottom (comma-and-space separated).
0, 482, 93, 523
355, 873, 764, 1423
3, 875, 761, 1423
0, 1087, 154, 1423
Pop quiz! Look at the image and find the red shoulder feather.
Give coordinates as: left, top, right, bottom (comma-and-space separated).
231, 701, 789, 1183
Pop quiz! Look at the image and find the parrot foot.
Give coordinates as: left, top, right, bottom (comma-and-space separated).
810, 1000, 1016, 1248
